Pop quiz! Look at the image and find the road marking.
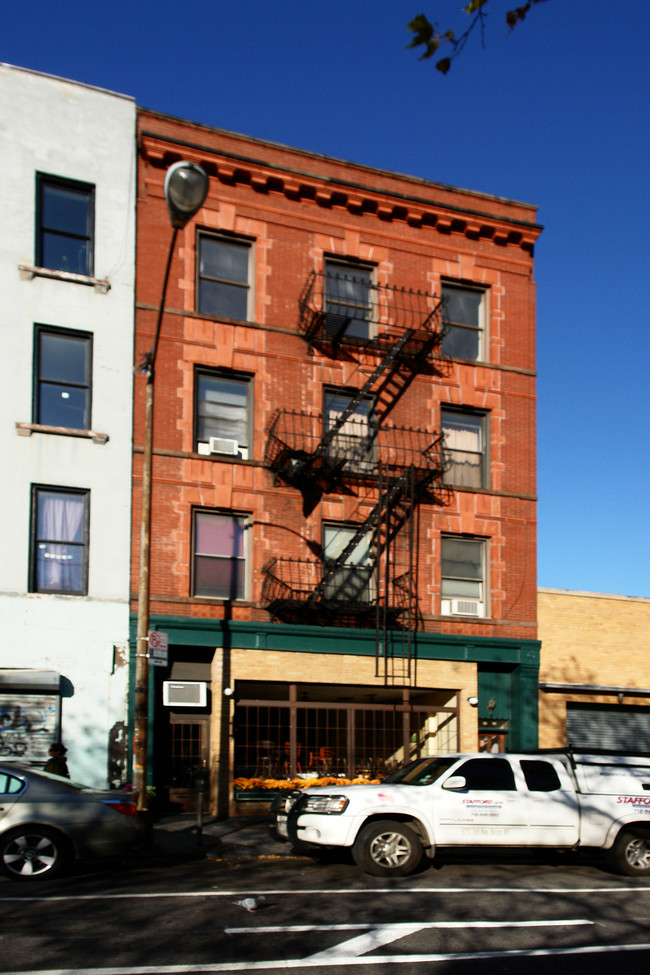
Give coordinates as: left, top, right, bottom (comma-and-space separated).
0, 884, 647, 902
225, 919, 592, 934
2, 942, 650, 975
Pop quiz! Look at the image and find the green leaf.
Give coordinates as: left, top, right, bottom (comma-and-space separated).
436, 57, 452, 74
464, 0, 488, 13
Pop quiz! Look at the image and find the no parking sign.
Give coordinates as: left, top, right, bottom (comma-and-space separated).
148, 630, 168, 667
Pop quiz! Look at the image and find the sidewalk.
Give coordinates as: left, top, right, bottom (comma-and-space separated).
138, 813, 294, 862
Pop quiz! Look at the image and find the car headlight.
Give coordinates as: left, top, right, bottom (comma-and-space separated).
301, 794, 349, 814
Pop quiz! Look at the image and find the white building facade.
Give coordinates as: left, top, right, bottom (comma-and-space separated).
0, 65, 136, 787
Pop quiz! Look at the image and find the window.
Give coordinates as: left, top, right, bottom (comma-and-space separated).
192, 511, 247, 599
441, 284, 485, 360
322, 523, 374, 602
36, 174, 94, 276
441, 408, 487, 488
323, 389, 375, 473
324, 260, 372, 340
195, 371, 251, 457
30, 487, 89, 595
451, 758, 516, 791
34, 326, 91, 430
441, 536, 485, 617
520, 760, 562, 793
197, 234, 251, 320
0, 772, 24, 796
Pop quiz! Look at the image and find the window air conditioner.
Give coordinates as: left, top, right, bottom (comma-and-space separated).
442, 599, 484, 617
209, 437, 239, 456
162, 681, 208, 707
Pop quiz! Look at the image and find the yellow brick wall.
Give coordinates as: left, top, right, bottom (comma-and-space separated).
538, 589, 650, 747
208, 647, 478, 812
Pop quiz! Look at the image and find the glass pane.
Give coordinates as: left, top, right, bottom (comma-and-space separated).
199, 238, 249, 283
42, 184, 90, 236
441, 324, 480, 360
197, 375, 248, 444
37, 492, 85, 543
442, 411, 482, 451
38, 385, 87, 428
323, 525, 369, 564
40, 333, 88, 384
41, 233, 89, 275
441, 537, 482, 581
36, 542, 83, 592
441, 577, 481, 599
194, 555, 244, 599
195, 513, 245, 557
442, 287, 481, 327
325, 263, 371, 340
198, 278, 248, 320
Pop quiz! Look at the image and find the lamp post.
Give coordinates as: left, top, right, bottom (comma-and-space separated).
133, 161, 209, 812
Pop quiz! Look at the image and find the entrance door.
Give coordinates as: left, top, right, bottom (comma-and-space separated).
168, 717, 209, 812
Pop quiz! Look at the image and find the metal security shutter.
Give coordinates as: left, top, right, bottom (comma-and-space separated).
567, 703, 650, 751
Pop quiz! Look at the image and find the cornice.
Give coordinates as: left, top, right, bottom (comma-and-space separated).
139, 131, 541, 255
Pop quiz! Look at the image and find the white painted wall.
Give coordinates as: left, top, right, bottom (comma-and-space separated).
0, 64, 136, 787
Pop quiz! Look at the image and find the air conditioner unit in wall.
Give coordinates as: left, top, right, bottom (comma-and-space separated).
163, 681, 208, 707
209, 437, 239, 456
441, 599, 484, 617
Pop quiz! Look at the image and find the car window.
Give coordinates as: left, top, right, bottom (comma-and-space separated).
0, 772, 25, 795
520, 760, 562, 792
452, 758, 517, 791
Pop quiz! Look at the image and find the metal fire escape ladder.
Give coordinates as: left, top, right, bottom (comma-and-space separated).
308, 466, 417, 607
295, 301, 443, 492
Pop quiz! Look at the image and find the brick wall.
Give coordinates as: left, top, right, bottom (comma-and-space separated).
538, 588, 650, 746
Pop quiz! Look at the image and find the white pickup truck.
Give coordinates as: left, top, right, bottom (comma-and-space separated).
268, 751, 650, 877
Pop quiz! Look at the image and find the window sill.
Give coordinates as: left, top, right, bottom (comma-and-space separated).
16, 422, 109, 444
18, 264, 110, 294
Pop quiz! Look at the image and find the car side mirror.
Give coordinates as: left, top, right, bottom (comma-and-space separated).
442, 775, 467, 791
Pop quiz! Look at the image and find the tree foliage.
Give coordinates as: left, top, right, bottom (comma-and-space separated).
408, 0, 549, 74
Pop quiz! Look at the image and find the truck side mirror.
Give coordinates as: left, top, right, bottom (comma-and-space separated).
442, 775, 467, 791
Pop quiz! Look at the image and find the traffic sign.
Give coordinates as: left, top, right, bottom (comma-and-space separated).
148, 630, 168, 667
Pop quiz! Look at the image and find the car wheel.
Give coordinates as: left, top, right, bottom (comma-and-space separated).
611, 829, 650, 876
352, 819, 423, 877
0, 827, 68, 881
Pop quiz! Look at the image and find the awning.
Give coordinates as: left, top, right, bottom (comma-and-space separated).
0, 670, 61, 693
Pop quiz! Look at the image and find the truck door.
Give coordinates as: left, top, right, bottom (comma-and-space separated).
518, 758, 580, 844
434, 756, 528, 845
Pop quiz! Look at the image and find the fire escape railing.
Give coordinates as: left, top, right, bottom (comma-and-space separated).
265, 411, 442, 488
261, 450, 444, 628
298, 270, 443, 360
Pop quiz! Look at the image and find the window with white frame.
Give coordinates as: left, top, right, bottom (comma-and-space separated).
30, 487, 89, 595
441, 407, 488, 489
197, 234, 251, 320
36, 174, 94, 277
324, 260, 372, 340
322, 523, 375, 603
34, 326, 92, 430
323, 389, 375, 473
441, 535, 486, 617
194, 370, 251, 458
192, 511, 248, 600
441, 284, 485, 361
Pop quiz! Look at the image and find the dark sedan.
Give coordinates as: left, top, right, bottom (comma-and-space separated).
0, 765, 141, 881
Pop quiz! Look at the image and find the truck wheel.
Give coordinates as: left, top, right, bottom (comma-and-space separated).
352, 820, 423, 877
611, 829, 650, 876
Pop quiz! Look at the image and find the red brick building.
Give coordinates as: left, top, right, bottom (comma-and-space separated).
132, 108, 542, 813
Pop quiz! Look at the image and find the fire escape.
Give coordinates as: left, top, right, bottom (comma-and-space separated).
262, 268, 447, 682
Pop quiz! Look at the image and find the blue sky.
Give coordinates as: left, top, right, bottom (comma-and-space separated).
4, 0, 649, 597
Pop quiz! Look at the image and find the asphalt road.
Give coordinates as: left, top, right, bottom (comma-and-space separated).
1, 843, 650, 974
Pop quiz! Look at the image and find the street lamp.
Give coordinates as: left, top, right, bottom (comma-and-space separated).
133, 161, 209, 812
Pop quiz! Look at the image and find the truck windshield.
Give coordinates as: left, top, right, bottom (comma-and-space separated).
383, 756, 458, 786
